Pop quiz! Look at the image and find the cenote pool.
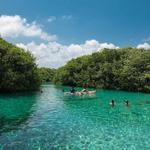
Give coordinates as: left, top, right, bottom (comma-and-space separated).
0, 84, 150, 150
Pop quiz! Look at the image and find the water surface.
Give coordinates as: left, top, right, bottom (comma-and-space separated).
0, 84, 150, 150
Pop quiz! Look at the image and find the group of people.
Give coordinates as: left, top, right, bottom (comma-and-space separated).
69, 85, 130, 107
110, 99, 129, 107
70, 83, 88, 94
70, 86, 88, 94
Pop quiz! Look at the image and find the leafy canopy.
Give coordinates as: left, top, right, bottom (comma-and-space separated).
54, 48, 150, 93
0, 38, 41, 92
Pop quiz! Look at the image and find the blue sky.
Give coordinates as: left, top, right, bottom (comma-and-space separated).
0, 0, 150, 67
1, 0, 150, 46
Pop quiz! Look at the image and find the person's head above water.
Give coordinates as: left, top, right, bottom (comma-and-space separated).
110, 99, 115, 106
70, 86, 76, 93
125, 100, 129, 106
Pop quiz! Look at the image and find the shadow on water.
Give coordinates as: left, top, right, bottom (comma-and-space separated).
63, 94, 98, 101
0, 92, 38, 134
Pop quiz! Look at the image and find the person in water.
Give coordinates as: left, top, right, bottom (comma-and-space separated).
110, 99, 115, 107
81, 88, 88, 93
81, 83, 88, 93
125, 100, 129, 107
70, 86, 76, 94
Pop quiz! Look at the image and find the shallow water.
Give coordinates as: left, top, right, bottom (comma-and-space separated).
0, 84, 150, 150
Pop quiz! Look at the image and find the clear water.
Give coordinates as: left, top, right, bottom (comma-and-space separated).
0, 84, 150, 150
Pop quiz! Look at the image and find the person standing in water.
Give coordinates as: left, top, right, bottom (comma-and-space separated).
110, 99, 115, 107
125, 100, 129, 107
70, 86, 76, 94
81, 83, 88, 93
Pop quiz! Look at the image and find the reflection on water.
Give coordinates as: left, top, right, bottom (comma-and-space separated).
63, 94, 98, 101
0, 84, 150, 150
0, 92, 38, 133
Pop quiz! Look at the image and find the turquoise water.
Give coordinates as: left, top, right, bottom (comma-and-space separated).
0, 84, 150, 150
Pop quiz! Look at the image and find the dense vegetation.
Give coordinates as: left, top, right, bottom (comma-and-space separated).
54, 48, 150, 93
0, 38, 149, 93
38, 67, 56, 82
0, 38, 41, 92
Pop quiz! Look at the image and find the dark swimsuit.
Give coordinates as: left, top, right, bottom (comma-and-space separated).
70, 88, 75, 93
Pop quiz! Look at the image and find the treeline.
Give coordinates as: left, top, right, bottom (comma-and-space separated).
0, 38, 57, 92
0, 38, 41, 92
53, 48, 150, 93
38, 67, 56, 82
0, 38, 149, 93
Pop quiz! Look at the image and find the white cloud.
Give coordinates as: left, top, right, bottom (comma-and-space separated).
16, 39, 119, 68
137, 43, 150, 50
1, 15, 119, 68
47, 16, 56, 22
0, 15, 57, 41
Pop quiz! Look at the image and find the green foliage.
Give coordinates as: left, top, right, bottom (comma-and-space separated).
38, 67, 56, 82
0, 38, 41, 92
53, 48, 150, 93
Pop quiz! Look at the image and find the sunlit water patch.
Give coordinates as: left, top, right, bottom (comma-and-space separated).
0, 84, 150, 150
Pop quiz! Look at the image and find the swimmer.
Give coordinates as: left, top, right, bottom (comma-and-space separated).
70, 86, 76, 94
125, 100, 129, 107
110, 99, 115, 107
